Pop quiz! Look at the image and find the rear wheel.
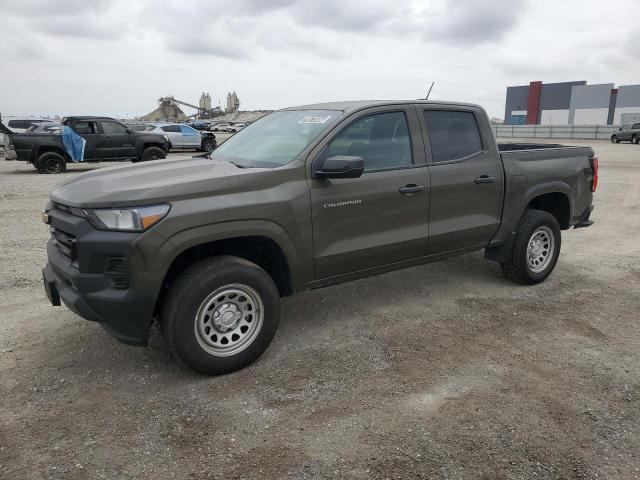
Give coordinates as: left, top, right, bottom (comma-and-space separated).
500, 210, 561, 285
633, 135, 638, 145
161, 256, 281, 375
36, 152, 67, 174
139, 146, 166, 162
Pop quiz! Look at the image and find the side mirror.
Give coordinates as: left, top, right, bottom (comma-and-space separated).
313, 155, 364, 179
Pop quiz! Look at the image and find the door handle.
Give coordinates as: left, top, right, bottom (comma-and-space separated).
474, 175, 496, 184
399, 184, 426, 195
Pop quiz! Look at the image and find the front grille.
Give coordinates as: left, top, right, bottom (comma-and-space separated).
51, 226, 77, 261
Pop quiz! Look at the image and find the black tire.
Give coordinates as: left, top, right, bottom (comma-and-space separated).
139, 146, 166, 162
500, 210, 561, 285
36, 152, 67, 174
161, 255, 281, 375
610, 136, 617, 143
633, 135, 638, 145
201, 138, 216, 152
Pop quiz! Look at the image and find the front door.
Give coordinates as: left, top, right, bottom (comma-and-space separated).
418, 107, 503, 254
180, 125, 202, 148
310, 109, 430, 279
100, 120, 135, 159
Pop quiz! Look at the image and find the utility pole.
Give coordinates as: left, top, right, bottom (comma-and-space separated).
426, 82, 435, 100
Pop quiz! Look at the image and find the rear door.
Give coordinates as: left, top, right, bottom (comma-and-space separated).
418, 106, 504, 254
161, 125, 183, 148
71, 120, 106, 160
309, 107, 430, 278
100, 120, 135, 159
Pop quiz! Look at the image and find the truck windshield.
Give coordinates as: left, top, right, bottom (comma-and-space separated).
210, 110, 342, 168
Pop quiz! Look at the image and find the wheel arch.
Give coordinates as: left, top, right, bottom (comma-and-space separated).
486, 183, 572, 263
151, 221, 305, 318
137, 141, 167, 157
33, 145, 68, 164
525, 190, 572, 230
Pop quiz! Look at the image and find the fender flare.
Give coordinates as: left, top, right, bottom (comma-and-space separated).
486, 181, 573, 263
153, 219, 306, 292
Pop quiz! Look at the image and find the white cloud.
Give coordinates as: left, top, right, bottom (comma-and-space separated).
0, 0, 637, 119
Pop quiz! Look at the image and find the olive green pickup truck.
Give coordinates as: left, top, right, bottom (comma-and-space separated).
42, 100, 597, 374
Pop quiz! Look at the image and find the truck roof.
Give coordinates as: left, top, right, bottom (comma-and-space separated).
282, 100, 484, 113
63, 116, 118, 122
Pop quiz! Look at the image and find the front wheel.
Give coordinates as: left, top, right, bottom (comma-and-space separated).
161, 256, 281, 375
633, 135, 639, 145
139, 146, 166, 162
201, 138, 216, 152
500, 210, 561, 285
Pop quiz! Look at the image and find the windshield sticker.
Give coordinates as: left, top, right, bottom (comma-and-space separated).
299, 115, 332, 124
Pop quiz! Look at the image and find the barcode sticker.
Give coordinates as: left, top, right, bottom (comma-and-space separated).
299, 115, 332, 124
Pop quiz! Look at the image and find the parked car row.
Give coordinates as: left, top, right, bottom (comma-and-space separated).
6, 116, 170, 173
210, 122, 246, 132
611, 123, 640, 144
3, 117, 220, 173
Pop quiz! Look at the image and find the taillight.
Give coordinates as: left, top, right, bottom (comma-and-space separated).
591, 157, 598, 192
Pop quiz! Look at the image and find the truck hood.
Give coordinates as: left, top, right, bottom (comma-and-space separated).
51, 157, 266, 208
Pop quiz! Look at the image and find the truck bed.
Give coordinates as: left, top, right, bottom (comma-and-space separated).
497, 142, 566, 151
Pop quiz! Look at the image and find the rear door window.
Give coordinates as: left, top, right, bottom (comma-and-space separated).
632, 123, 640, 130
73, 121, 99, 134
161, 125, 181, 133
423, 110, 483, 163
8, 120, 27, 129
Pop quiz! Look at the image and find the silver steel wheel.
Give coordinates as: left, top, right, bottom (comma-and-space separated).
194, 284, 264, 357
527, 226, 555, 273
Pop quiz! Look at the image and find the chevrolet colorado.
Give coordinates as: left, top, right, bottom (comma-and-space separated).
42, 101, 597, 374
9, 116, 167, 173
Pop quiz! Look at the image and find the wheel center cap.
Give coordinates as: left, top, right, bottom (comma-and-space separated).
530, 240, 542, 256
214, 303, 241, 331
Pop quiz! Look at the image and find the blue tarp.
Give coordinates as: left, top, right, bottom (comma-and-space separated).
62, 126, 86, 162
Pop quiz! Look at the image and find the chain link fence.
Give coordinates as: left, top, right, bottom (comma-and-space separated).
492, 124, 618, 140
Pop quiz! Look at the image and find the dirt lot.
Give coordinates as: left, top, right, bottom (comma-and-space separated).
1, 140, 639, 479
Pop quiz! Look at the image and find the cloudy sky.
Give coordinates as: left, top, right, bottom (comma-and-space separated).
0, 0, 637, 119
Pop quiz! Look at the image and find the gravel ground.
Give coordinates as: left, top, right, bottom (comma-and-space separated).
0, 140, 639, 479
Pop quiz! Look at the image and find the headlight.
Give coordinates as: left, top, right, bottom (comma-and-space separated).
84, 204, 170, 232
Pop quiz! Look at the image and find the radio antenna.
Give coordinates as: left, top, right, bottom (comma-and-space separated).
426, 81, 435, 100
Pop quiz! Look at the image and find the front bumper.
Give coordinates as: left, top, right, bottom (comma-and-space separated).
42, 206, 161, 345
